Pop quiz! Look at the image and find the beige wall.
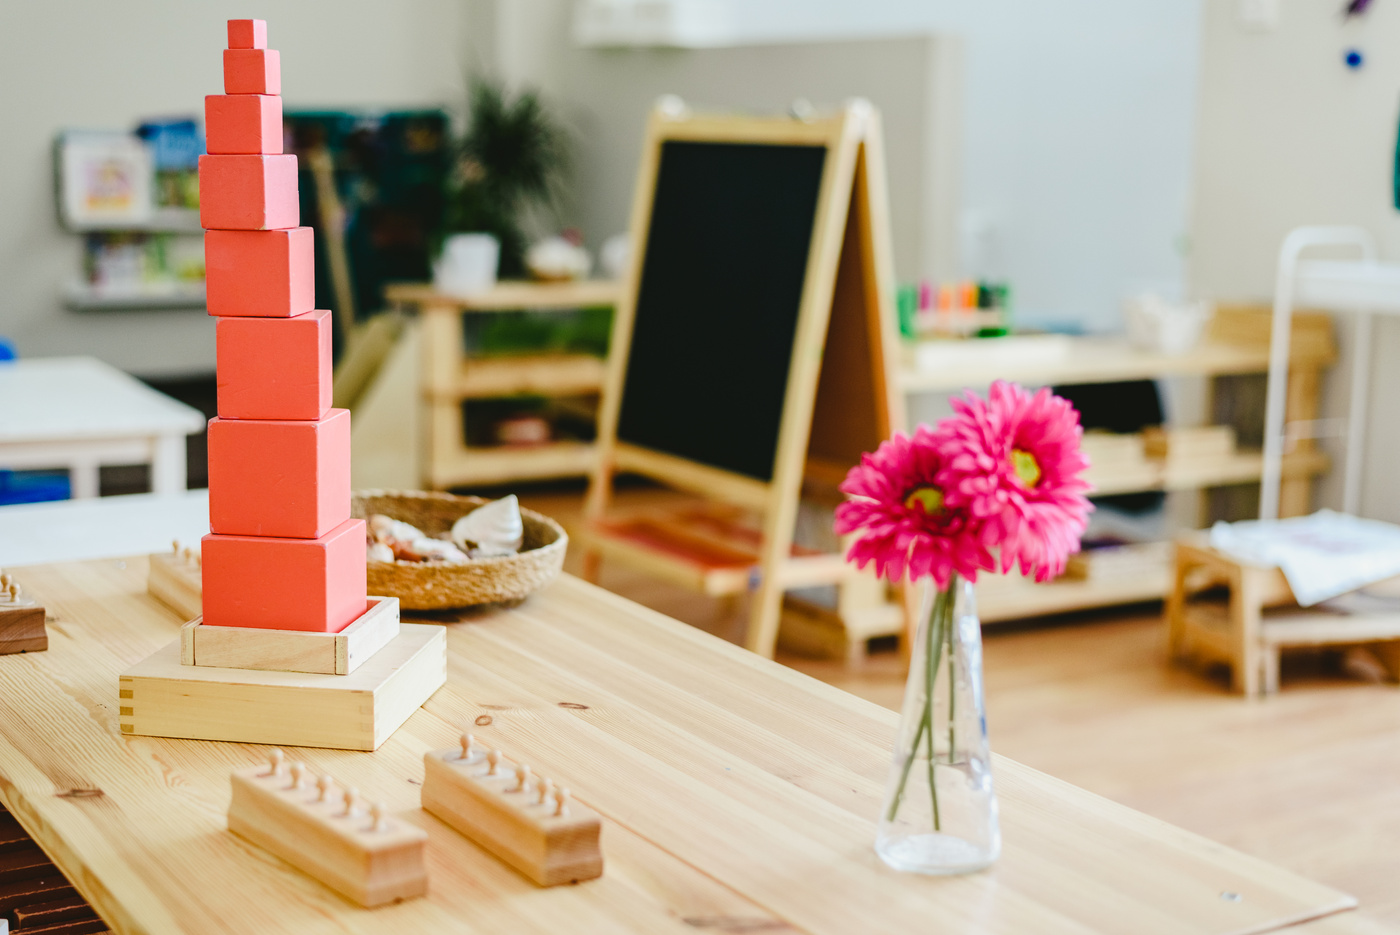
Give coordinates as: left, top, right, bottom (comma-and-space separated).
1191, 0, 1400, 520
0, 0, 469, 378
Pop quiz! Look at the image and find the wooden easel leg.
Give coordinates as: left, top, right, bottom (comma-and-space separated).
1164, 544, 1192, 662
746, 580, 786, 659
1228, 567, 1263, 697
1261, 646, 1281, 695
581, 550, 602, 585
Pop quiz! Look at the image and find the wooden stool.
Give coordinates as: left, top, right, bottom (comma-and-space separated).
1166, 536, 1400, 695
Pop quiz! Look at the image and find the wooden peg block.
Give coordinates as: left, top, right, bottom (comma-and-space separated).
421, 746, 603, 887
227, 18, 267, 50
224, 48, 280, 95
198, 154, 298, 231
207, 410, 351, 539
201, 518, 367, 633
206, 228, 314, 318
147, 542, 203, 620
0, 582, 46, 655
228, 756, 427, 907
205, 94, 283, 155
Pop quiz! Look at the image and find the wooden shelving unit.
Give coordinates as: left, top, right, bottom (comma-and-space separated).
901, 306, 1338, 623
385, 280, 620, 490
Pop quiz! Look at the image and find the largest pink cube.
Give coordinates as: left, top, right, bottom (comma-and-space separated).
202, 518, 367, 633
199, 154, 299, 230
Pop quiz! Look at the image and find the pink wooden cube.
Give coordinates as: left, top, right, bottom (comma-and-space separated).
202, 519, 368, 633
205, 94, 283, 155
207, 409, 351, 539
227, 19, 267, 50
198, 154, 299, 231
205, 227, 313, 316
224, 49, 281, 95
216, 309, 332, 421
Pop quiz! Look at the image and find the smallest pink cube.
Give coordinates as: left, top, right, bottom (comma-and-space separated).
227, 19, 267, 50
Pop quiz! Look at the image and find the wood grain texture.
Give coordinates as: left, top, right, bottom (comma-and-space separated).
0, 557, 1359, 934
0, 605, 46, 655
181, 596, 400, 675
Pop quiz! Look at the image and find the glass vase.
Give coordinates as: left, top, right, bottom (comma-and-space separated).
875, 574, 1000, 874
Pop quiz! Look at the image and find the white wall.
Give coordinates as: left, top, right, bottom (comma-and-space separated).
1191, 0, 1400, 521
722, 1, 1204, 332
0, 1, 469, 378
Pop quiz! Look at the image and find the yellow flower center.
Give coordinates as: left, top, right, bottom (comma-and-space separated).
1011, 448, 1041, 488
904, 487, 945, 515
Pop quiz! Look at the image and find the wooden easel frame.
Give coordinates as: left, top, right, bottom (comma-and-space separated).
584, 101, 906, 658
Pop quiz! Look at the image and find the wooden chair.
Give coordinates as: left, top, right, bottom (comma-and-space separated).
1166, 536, 1400, 695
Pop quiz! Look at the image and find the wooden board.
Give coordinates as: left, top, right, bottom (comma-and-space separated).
181, 595, 400, 675
0, 557, 1359, 934
228, 754, 428, 907
422, 743, 603, 886
119, 623, 445, 750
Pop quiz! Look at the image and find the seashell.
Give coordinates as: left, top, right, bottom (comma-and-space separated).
367, 542, 395, 563
399, 537, 472, 564
368, 514, 425, 545
451, 495, 524, 555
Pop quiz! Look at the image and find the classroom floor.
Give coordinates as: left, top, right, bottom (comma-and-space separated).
514, 482, 1400, 931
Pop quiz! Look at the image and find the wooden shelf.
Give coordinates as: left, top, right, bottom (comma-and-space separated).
426, 440, 597, 488
978, 564, 1171, 624
64, 282, 206, 311
430, 354, 606, 400
1087, 448, 1330, 496
65, 207, 204, 235
386, 279, 621, 312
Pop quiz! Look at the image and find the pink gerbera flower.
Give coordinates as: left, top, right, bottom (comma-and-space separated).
834, 425, 995, 588
937, 381, 1093, 582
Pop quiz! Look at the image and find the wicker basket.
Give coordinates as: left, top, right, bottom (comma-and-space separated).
352, 489, 567, 610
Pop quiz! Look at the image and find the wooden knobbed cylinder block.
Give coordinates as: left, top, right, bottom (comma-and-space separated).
227, 753, 428, 907
421, 744, 603, 887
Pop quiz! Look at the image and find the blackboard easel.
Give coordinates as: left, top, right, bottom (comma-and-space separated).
582, 101, 906, 659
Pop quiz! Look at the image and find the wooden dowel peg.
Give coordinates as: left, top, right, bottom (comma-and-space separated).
316, 774, 334, 802
370, 802, 389, 833
486, 749, 501, 776
459, 732, 475, 761
536, 777, 554, 807
182, 547, 196, 565
342, 787, 359, 818
288, 761, 307, 789
171, 540, 180, 554
512, 763, 532, 793
264, 749, 285, 778
554, 787, 570, 817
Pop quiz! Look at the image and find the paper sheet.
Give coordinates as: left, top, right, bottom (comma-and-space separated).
1209, 510, 1400, 606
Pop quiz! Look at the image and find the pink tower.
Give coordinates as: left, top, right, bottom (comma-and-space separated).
199, 19, 367, 633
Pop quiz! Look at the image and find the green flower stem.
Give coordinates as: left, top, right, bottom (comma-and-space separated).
947, 573, 959, 763
884, 580, 952, 828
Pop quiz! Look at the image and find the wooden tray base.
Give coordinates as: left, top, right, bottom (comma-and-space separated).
180, 597, 400, 675
119, 624, 446, 750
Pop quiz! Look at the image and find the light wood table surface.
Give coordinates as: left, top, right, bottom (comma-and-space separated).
0, 558, 1364, 934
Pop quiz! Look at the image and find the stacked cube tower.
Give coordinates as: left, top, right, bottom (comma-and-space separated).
200, 19, 367, 633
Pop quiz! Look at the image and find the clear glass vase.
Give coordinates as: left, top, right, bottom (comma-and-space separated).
875, 574, 1000, 874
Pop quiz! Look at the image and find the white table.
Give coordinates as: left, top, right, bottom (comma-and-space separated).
0, 357, 205, 498
0, 489, 209, 567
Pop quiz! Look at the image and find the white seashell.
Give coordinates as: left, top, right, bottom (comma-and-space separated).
451, 495, 524, 555
368, 514, 425, 545
401, 537, 472, 564
367, 542, 395, 563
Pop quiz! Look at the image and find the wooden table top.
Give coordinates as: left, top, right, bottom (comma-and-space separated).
0, 558, 1361, 934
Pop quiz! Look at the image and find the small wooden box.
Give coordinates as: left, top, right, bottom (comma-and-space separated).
180, 596, 399, 675
0, 605, 46, 655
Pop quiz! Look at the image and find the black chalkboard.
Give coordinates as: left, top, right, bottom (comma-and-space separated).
616, 140, 828, 482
